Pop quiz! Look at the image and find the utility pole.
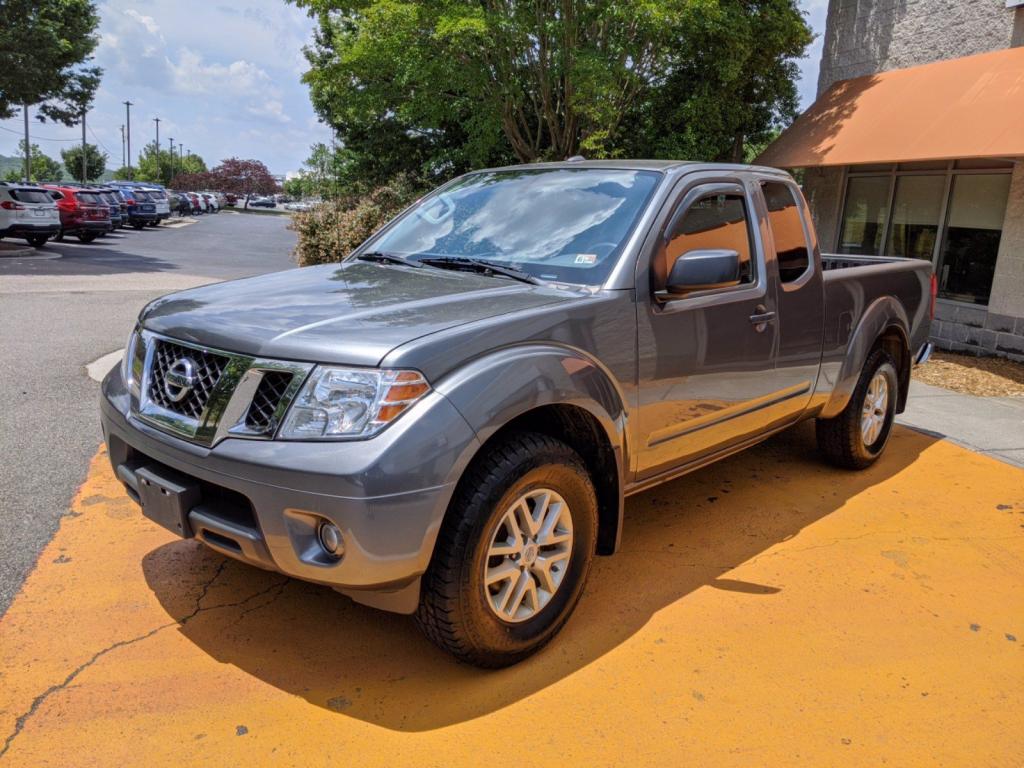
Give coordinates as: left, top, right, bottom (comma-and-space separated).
23, 105, 30, 181
123, 100, 133, 179
168, 138, 174, 181
120, 124, 126, 170
81, 107, 87, 182
153, 117, 160, 180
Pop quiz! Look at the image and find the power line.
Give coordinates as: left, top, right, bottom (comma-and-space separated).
87, 124, 113, 157
0, 124, 79, 142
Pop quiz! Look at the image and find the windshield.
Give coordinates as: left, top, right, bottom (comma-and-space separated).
367, 168, 661, 283
133, 190, 151, 202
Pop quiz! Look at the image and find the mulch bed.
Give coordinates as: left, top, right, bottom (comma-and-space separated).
912, 350, 1024, 397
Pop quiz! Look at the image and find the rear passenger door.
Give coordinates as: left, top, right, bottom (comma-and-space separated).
759, 180, 824, 417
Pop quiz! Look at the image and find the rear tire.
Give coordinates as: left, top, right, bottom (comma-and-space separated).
131, 222, 144, 230
77, 233, 97, 243
817, 348, 899, 470
416, 433, 597, 667
26, 235, 48, 247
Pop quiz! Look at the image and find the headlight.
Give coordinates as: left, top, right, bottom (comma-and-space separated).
279, 367, 430, 440
121, 327, 139, 388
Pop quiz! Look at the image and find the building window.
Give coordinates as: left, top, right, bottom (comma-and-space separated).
885, 175, 945, 260
937, 174, 1012, 305
836, 162, 1013, 305
837, 176, 889, 255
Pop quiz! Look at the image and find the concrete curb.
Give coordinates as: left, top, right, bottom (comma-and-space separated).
0, 242, 38, 258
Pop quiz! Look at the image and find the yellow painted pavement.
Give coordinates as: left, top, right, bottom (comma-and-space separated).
1, 424, 1022, 766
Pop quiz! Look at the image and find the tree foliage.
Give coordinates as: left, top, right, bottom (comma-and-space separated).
60, 142, 107, 182
132, 143, 200, 185
0, 0, 102, 124
289, 0, 811, 187
170, 158, 279, 206
1, 141, 63, 182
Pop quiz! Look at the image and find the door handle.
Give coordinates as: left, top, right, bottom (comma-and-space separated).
749, 305, 775, 332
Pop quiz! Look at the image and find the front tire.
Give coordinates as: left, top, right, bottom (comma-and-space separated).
26, 235, 49, 247
817, 348, 899, 469
416, 433, 597, 667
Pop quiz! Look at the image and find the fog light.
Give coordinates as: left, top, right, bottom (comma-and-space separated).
317, 520, 344, 558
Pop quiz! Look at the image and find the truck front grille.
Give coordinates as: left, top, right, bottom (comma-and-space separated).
244, 371, 294, 432
147, 339, 230, 419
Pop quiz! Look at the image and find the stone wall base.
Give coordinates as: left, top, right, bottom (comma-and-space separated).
931, 300, 1024, 362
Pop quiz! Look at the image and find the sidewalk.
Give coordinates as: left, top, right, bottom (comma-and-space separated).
898, 380, 1024, 467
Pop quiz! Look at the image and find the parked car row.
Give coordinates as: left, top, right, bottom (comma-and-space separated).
1, 180, 182, 247
169, 191, 224, 216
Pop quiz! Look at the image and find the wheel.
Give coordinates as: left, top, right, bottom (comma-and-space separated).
817, 348, 898, 470
131, 222, 144, 230
416, 433, 597, 667
26, 235, 48, 247
77, 233, 98, 243
53, 230, 64, 242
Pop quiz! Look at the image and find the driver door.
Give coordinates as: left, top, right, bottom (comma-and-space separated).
635, 179, 785, 479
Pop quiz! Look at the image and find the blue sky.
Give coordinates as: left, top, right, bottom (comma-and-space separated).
0, 1, 828, 175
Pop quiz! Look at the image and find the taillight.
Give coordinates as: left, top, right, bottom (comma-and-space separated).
929, 272, 938, 320
0, 200, 25, 210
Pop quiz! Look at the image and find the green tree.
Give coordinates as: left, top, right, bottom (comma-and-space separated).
289, 0, 811, 185
3, 140, 63, 182
0, 0, 102, 176
60, 142, 107, 182
282, 177, 306, 198
133, 144, 207, 185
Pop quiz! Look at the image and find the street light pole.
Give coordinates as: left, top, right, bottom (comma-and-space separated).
23, 105, 30, 181
153, 117, 160, 179
81, 107, 87, 183
123, 101, 133, 179
168, 138, 174, 181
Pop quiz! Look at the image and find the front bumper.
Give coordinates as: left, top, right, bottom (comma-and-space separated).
100, 366, 478, 613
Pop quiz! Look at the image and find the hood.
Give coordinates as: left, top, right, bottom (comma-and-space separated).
140, 261, 577, 366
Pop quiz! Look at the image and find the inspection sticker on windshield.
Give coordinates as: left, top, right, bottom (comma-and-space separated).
574, 254, 597, 265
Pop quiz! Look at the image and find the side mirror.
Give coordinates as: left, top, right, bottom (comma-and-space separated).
663, 249, 741, 296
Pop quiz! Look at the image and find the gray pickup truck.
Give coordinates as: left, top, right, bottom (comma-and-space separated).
101, 160, 934, 666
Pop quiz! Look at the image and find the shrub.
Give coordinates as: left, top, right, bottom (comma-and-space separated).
290, 175, 425, 267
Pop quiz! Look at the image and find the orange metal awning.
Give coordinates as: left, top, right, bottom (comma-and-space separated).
756, 47, 1024, 168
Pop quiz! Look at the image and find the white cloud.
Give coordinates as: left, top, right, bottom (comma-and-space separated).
166, 49, 273, 97
247, 100, 292, 124
125, 9, 161, 37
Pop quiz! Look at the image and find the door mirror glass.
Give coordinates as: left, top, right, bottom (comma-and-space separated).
665, 249, 741, 294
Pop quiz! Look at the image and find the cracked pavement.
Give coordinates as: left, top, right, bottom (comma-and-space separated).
0, 425, 1021, 766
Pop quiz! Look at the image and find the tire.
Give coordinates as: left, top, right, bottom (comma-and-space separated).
54, 230, 64, 242
77, 233, 97, 243
416, 433, 598, 667
131, 222, 144, 230
817, 348, 899, 470
25, 235, 48, 247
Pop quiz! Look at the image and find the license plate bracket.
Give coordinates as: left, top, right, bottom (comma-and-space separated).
136, 465, 201, 538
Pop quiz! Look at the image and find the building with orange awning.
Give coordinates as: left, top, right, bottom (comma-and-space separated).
757, 0, 1024, 359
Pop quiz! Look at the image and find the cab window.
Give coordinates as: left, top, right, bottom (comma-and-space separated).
660, 193, 754, 289
762, 182, 810, 282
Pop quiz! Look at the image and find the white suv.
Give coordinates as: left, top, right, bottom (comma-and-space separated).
0, 182, 61, 247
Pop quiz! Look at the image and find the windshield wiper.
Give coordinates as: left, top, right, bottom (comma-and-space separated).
417, 256, 540, 285
355, 251, 421, 268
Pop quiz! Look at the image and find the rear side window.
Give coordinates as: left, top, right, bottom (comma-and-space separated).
75, 191, 102, 205
762, 182, 810, 283
9, 189, 53, 204
134, 190, 151, 202
664, 193, 755, 286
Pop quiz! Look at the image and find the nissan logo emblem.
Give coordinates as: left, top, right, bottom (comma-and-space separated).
163, 357, 197, 403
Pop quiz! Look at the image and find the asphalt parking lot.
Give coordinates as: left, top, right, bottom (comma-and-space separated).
0, 216, 1021, 766
0, 212, 295, 613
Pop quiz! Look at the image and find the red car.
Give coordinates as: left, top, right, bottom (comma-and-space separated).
40, 185, 112, 243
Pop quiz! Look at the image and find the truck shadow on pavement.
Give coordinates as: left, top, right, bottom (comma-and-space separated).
142, 422, 936, 732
